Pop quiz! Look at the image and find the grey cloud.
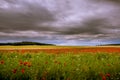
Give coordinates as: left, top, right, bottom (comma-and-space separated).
0, 0, 120, 45
0, 0, 56, 33
56, 18, 107, 35
92, 0, 120, 4
55, 15, 120, 42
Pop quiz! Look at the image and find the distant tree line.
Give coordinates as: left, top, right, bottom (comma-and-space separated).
0, 41, 54, 46
97, 44, 120, 46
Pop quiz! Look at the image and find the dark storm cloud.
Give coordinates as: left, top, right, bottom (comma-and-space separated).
0, 0, 56, 33
0, 0, 120, 45
57, 18, 107, 35
93, 0, 120, 4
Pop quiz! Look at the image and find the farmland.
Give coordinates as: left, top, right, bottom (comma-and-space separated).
0, 46, 120, 80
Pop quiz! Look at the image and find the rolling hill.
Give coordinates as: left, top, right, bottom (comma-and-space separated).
0, 41, 54, 46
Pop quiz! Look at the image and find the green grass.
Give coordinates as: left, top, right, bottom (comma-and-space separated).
0, 52, 120, 80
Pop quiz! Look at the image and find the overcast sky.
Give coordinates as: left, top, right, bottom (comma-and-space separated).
0, 0, 120, 45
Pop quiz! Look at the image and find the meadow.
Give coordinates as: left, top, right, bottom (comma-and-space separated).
0, 46, 120, 80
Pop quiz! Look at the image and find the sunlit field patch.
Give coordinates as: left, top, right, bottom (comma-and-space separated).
0, 46, 120, 80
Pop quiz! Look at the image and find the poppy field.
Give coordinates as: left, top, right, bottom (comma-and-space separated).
0, 46, 120, 80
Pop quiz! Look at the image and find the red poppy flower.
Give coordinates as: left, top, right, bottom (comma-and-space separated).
45, 61, 48, 64
24, 62, 28, 66
19, 60, 23, 65
21, 68, 25, 74
0, 60, 4, 64
54, 60, 58, 64
99, 72, 103, 77
107, 64, 111, 66
106, 73, 110, 77
13, 69, 17, 74
21, 50, 25, 54
41, 77, 46, 80
57, 62, 61, 64
102, 76, 106, 80
27, 62, 31, 67
64, 62, 67, 66
66, 78, 71, 80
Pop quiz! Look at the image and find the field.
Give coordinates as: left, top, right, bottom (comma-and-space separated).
0, 46, 120, 80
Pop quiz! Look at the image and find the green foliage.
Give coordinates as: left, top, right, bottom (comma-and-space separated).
0, 52, 120, 80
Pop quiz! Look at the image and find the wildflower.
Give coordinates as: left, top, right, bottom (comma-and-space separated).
24, 62, 28, 66
64, 62, 67, 66
106, 73, 110, 77
43, 71, 48, 76
21, 68, 25, 74
99, 72, 104, 77
57, 61, 61, 65
19, 60, 23, 65
66, 78, 71, 80
41, 77, 46, 80
27, 62, 32, 67
107, 64, 111, 66
0, 60, 4, 64
21, 50, 25, 54
45, 61, 48, 64
13, 69, 17, 74
102, 75, 106, 80
54, 60, 58, 64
